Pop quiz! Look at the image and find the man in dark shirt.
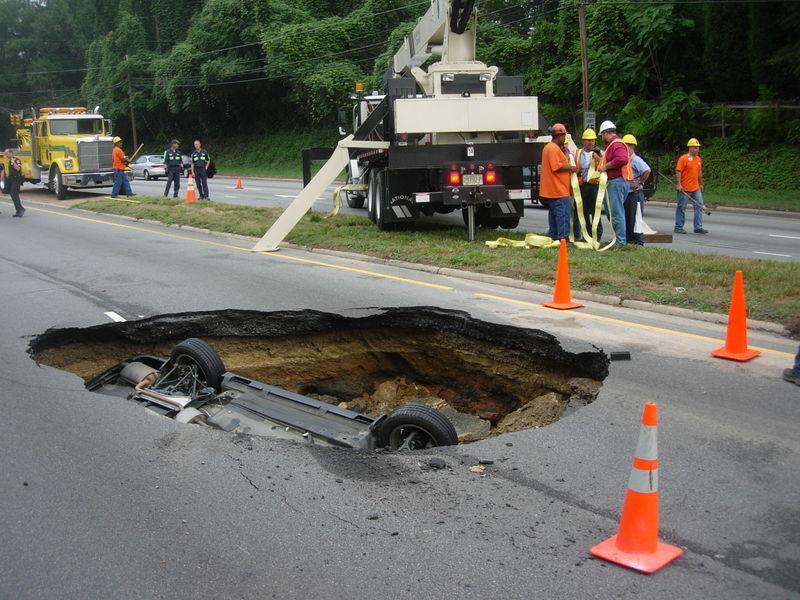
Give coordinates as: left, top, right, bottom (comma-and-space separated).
190, 140, 211, 200
163, 139, 183, 198
4, 148, 25, 217
597, 121, 630, 246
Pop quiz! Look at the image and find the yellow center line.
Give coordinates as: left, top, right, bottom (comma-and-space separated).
475, 293, 794, 359
19, 203, 452, 291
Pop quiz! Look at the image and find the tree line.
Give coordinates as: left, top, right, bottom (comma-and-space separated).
1, 0, 798, 151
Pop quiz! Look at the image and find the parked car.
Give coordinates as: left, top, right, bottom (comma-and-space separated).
86, 338, 458, 450
182, 155, 217, 179
131, 155, 167, 180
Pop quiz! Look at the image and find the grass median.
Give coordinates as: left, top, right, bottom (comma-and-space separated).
74, 196, 800, 332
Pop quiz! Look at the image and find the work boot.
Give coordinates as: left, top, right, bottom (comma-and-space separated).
13, 208, 25, 217
694, 228, 709, 234
783, 368, 800, 386
674, 228, 687, 234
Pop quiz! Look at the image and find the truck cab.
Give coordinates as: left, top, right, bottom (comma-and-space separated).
3, 107, 125, 200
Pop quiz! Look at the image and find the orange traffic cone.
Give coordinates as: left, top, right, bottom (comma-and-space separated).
235, 176, 243, 190
543, 239, 583, 310
590, 402, 683, 574
184, 174, 197, 204
711, 270, 760, 362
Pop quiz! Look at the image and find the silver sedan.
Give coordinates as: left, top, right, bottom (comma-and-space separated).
131, 155, 167, 180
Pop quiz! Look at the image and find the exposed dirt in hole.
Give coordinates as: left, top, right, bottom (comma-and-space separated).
31, 307, 609, 441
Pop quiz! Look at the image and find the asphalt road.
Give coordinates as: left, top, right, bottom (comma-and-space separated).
62, 174, 800, 262
1, 197, 798, 599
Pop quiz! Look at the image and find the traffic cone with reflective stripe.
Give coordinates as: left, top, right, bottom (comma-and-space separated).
543, 239, 583, 310
590, 402, 683, 573
184, 174, 197, 204
711, 270, 760, 362
235, 176, 243, 190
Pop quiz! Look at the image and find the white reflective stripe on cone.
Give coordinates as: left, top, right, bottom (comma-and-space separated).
628, 467, 659, 493
634, 425, 658, 460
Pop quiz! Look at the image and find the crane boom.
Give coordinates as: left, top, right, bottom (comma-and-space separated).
392, 0, 477, 75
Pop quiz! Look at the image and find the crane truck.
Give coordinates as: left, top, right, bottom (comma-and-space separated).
252, 0, 548, 251
1, 106, 126, 199
341, 0, 546, 239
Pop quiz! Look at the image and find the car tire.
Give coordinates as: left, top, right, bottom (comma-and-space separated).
143, 169, 151, 181
168, 338, 226, 392
377, 403, 459, 450
50, 166, 67, 200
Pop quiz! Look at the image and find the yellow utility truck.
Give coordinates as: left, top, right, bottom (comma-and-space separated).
2, 106, 125, 199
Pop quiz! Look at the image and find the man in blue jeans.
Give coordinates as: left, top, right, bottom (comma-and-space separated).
110, 136, 135, 198
597, 120, 630, 246
783, 346, 800, 386
674, 138, 708, 234
539, 123, 578, 241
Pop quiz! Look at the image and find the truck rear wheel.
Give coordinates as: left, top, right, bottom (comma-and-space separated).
50, 166, 67, 200
345, 174, 365, 209
374, 169, 393, 231
366, 170, 377, 223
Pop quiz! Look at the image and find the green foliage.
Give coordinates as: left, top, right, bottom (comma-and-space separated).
1, 0, 799, 157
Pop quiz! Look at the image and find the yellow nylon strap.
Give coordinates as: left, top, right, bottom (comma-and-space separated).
330, 183, 369, 218
485, 171, 618, 251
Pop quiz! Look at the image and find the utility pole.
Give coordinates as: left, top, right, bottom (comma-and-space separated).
125, 54, 138, 150
578, 0, 591, 122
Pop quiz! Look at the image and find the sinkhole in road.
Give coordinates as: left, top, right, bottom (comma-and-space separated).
31, 307, 609, 443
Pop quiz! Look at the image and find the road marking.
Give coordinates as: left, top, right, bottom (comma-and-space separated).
224, 195, 236, 198
260, 252, 451, 290
475, 293, 794, 359
768, 234, 800, 240
17, 203, 452, 291
104, 311, 126, 322
276, 194, 296, 198
753, 251, 792, 258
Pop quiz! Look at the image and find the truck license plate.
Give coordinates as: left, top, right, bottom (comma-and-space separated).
462, 174, 483, 186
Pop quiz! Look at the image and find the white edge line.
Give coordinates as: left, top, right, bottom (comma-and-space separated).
276, 194, 297, 198
752, 251, 792, 258
768, 234, 800, 240
104, 311, 127, 322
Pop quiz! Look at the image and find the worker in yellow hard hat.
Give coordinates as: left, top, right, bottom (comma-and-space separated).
110, 136, 135, 198
674, 137, 707, 234
573, 128, 604, 241
622, 134, 651, 245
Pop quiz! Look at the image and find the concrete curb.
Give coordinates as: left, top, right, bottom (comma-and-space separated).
60, 203, 790, 337
648, 200, 800, 219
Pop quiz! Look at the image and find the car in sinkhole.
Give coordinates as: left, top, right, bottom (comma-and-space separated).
85, 337, 458, 450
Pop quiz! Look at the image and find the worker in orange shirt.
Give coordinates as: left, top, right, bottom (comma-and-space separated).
539, 123, 578, 241
674, 138, 707, 234
110, 136, 135, 198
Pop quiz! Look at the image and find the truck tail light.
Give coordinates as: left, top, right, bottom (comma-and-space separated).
399, 132, 408, 141
449, 170, 462, 185
483, 169, 497, 184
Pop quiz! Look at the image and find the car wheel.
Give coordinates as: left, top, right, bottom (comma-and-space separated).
377, 404, 459, 450
50, 166, 67, 200
167, 338, 226, 392
143, 169, 150, 181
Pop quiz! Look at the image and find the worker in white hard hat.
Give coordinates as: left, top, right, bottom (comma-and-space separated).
596, 120, 630, 246
573, 128, 603, 241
